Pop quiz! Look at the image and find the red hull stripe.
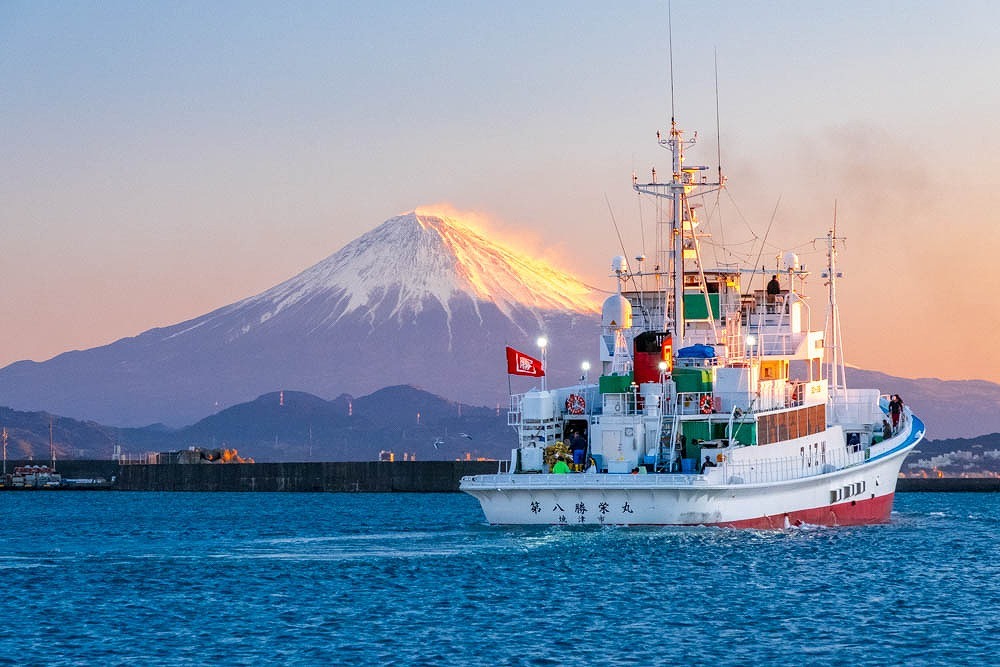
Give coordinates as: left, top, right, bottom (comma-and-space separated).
709, 492, 896, 529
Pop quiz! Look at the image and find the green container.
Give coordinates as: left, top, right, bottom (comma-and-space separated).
673, 367, 713, 393
683, 292, 720, 320
599, 373, 634, 394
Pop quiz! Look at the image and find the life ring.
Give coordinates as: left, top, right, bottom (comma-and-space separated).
565, 393, 586, 415
699, 395, 714, 414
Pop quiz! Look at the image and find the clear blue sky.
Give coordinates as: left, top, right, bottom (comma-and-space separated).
3, 1, 999, 380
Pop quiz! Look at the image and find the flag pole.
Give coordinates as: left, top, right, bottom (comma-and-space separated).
536, 337, 548, 392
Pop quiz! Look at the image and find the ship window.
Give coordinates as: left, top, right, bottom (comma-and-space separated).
756, 404, 827, 445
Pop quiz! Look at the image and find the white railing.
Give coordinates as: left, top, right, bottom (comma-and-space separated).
675, 390, 784, 416
828, 388, 882, 427
463, 471, 708, 488
466, 438, 891, 489
719, 444, 865, 485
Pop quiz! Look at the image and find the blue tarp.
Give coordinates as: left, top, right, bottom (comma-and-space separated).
676, 344, 716, 358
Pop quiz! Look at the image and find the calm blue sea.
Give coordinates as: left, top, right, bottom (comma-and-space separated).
1, 491, 997, 666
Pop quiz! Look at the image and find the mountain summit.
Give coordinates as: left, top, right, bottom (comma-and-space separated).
0, 211, 602, 426
231, 212, 601, 336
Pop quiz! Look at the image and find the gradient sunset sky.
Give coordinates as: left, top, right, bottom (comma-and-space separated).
3, 1, 998, 382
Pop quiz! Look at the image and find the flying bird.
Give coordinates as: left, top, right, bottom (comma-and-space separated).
433, 438, 444, 450
458, 433, 473, 440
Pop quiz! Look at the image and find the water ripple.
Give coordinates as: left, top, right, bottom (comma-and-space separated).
0, 491, 996, 665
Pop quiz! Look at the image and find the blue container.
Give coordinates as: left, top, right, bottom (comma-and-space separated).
681, 458, 696, 473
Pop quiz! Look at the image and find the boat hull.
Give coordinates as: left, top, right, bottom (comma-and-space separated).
461, 417, 923, 527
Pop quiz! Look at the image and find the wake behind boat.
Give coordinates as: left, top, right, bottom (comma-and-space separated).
460, 104, 924, 528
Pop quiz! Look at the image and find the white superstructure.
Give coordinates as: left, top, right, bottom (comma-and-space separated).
460, 112, 924, 528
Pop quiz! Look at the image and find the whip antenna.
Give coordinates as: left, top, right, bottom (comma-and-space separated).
714, 47, 726, 250
714, 48, 723, 184
668, 1, 676, 123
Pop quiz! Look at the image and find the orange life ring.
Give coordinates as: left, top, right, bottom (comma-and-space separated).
699, 395, 713, 414
565, 393, 586, 415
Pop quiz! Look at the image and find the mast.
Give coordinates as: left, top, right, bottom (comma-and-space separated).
822, 221, 847, 397
669, 121, 686, 344
634, 122, 719, 346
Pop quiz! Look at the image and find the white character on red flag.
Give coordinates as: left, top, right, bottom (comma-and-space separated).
505, 346, 544, 377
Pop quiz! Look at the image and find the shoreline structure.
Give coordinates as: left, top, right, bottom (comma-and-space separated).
2, 460, 996, 493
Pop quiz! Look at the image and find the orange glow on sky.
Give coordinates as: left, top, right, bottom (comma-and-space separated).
3, 3, 1000, 387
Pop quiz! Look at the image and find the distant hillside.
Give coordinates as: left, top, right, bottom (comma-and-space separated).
0, 386, 513, 463
0, 406, 118, 461
122, 386, 512, 462
902, 432, 1000, 477
913, 433, 1000, 458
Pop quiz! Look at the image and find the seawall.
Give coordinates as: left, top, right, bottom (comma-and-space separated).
896, 477, 1000, 492
109, 466, 1000, 492
116, 461, 501, 492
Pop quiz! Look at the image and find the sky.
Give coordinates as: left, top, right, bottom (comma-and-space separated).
2, 1, 1000, 383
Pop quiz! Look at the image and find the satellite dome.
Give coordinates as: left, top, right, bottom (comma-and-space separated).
602, 294, 632, 330
782, 251, 800, 272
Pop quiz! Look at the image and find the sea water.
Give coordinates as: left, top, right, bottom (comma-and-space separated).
1, 491, 996, 666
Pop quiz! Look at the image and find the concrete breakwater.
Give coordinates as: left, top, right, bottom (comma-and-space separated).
100, 465, 1000, 493
896, 477, 1000, 492
116, 461, 501, 492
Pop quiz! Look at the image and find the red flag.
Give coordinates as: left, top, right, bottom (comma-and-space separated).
506, 346, 545, 377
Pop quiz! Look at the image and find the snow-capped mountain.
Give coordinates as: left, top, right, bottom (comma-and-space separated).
0, 212, 604, 427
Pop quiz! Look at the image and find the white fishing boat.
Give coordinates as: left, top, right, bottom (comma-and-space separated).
460, 107, 924, 527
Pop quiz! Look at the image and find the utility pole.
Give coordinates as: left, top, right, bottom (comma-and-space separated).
49, 418, 56, 470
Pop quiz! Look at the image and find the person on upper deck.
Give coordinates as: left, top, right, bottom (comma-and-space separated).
888, 395, 904, 433
701, 456, 717, 473
882, 419, 892, 441
766, 275, 781, 295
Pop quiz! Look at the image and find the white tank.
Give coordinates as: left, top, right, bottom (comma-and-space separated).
640, 382, 662, 415
639, 382, 662, 398
518, 446, 544, 472
602, 294, 633, 330
521, 391, 555, 421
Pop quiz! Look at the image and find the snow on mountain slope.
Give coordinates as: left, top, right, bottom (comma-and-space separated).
257, 212, 600, 317
0, 211, 604, 426
165, 211, 601, 343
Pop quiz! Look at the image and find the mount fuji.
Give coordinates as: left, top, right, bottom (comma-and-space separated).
0, 212, 605, 427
